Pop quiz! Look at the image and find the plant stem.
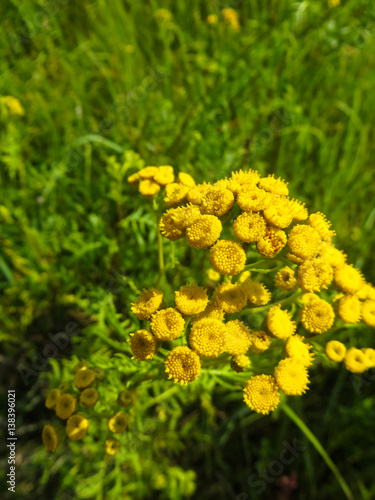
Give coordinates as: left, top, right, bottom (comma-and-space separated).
237, 289, 303, 317
282, 404, 354, 500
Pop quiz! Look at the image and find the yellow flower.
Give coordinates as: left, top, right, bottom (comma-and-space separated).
241, 278, 271, 306
263, 196, 294, 229
66, 415, 89, 441
363, 348, 375, 368
243, 375, 280, 414
130, 330, 158, 361
209, 239, 246, 276
192, 301, 225, 324
344, 347, 368, 373
250, 330, 272, 353
189, 319, 226, 358
334, 264, 364, 294
258, 175, 289, 196
227, 169, 260, 195
131, 288, 164, 320
325, 341, 346, 362
139, 166, 159, 179
275, 266, 297, 291
105, 439, 121, 456
108, 412, 128, 433
362, 300, 375, 327
178, 172, 195, 187
237, 187, 270, 212
42, 425, 60, 452
201, 187, 234, 217
1, 96, 24, 115
300, 298, 335, 333
117, 390, 133, 407
317, 242, 346, 268
289, 199, 308, 221
212, 282, 247, 313
308, 212, 335, 241
274, 358, 310, 395
186, 214, 222, 249
186, 182, 210, 205
233, 211, 267, 242
238, 270, 251, 284
206, 269, 221, 282
288, 225, 321, 260
207, 14, 218, 25
55, 394, 77, 419
165, 346, 201, 385
222, 8, 240, 32
128, 172, 140, 185
175, 284, 208, 316
150, 308, 185, 341
139, 179, 160, 198
257, 226, 287, 258
154, 166, 175, 185
80, 388, 99, 407
224, 320, 252, 355
164, 183, 189, 207
267, 305, 296, 339
338, 295, 361, 323
159, 210, 184, 241
73, 360, 89, 373
297, 258, 333, 292
356, 283, 375, 301
45, 388, 61, 410
231, 354, 250, 372
74, 368, 95, 390
286, 253, 303, 265
285, 335, 314, 367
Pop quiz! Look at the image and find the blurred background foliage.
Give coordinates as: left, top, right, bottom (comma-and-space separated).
0, 0, 375, 499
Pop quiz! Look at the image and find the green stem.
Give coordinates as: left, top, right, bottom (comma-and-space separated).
237, 289, 303, 317
282, 404, 354, 500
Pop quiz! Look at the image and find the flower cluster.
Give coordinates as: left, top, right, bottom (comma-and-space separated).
127, 168, 375, 416
128, 166, 195, 199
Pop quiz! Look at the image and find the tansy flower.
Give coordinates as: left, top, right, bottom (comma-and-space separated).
117, 390, 133, 407
288, 225, 321, 260
178, 172, 195, 187
186, 182, 210, 205
192, 301, 225, 324
168, 204, 201, 231
258, 175, 289, 196
263, 196, 294, 229
301, 293, 320, 304
42, 425, 60, 452
175, 284, 208, 315
105, 439, 121, 456
257, 226, 287, 258
285, 335, 314, 367
362, 300, 375, 327
363, 348, 375, 368
130, 330, 158, 361
201, 187, 234, 217
297, 258, 333, 292
189, 319, 226, 358
209, 239, 246, 276
289, 199, 308, 221
318, 242, 346, 268
55, 394, 77, 419
159, 209, 184, 241
267, 305, 296, 339
243, 375, 280, 414
233, 211, 267, 242
165, 346, 201, 384
356, 283, 374, 301
139, 166, 159, 179
128, 172, 140, 185
275, 266, 297, 291
1, 96, 24, 115
227, 169, 260, 195
131, 288, 164, 319
206, 269, 221, 282
239, 270, 251, 284
334, 264, 364, 294
338, 295, 361, 323
308, 212, 335, 241
241, 278, 271, 306
344, 347, 368, 373
224, 320, 252, 355
186, 215, 222, 249
207, 14, 218, 25
300, 298, 335, 333
150, 308, 185, 341
274, 358, 310, 395
250, 330, 272, 353
237, 187, 270, 212
154, 166, 174, 185
286, 253, 303, 265
164, 183, 189, 207
74, 368, 95, 390
212, 282, 247, 313
108, 412, 128, 433
80, 388, 99, 408
222, 8, 240, 32
45, 388, 61, 410
139, 179, 160, 198
231, 354, 250, 372
325, 340, 346, 362
66, 415, 89, 441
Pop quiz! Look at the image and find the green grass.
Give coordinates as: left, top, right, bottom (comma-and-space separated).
1, 1, 375, 499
